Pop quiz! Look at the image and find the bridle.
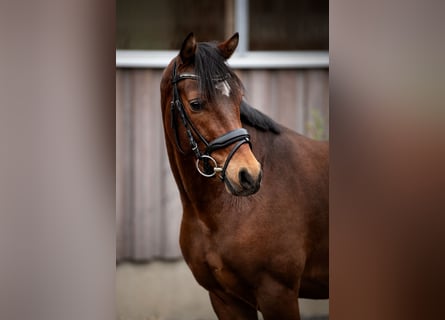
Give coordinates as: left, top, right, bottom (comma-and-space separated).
170, 61, 251, 181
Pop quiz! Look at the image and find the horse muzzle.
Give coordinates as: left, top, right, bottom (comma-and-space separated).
223, 149, 262, 196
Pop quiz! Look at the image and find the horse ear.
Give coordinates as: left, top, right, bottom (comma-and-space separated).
180, 32, 197, 64
218, 32, 239, 59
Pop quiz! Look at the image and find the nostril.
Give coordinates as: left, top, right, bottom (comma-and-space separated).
239, 168, 254, 189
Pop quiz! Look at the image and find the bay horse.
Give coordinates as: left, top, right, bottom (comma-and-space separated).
160, 32, 329, 320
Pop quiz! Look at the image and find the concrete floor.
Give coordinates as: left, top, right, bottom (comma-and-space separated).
116, 260, 328, 320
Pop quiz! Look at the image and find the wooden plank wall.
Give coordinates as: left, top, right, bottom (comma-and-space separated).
116, 68, 329, 261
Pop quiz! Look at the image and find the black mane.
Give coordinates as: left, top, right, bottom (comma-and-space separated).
194, 42, 281, 135
194, 42, 243, 102
240, 100, 281, 134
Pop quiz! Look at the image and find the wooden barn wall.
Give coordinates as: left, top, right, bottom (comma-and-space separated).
116, 68, 329, 261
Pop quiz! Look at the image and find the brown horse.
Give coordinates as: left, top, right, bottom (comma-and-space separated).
160, 33, 328, 320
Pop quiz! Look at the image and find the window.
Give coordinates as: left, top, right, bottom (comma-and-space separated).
117, 0, 227, 50
249, 0, 328, 50
117, 0, 328, 51
116, 0, 329, 68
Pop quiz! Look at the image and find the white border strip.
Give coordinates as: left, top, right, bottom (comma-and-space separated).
116, 50, 329, 69
235, 0, 249, 55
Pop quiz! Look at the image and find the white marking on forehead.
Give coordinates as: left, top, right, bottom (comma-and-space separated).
215, 80, 231, 97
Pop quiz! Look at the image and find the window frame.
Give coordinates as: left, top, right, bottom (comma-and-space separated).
115, 0, 329, 69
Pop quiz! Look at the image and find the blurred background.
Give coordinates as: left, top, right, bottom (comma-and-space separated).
116, 0, 329, 319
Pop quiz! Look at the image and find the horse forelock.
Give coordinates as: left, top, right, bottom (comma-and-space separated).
193, 42, 243, 102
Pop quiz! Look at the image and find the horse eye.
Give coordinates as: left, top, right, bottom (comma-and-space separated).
189, 100, 203, 112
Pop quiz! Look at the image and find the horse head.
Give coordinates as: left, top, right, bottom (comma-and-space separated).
161, 33, 262, 196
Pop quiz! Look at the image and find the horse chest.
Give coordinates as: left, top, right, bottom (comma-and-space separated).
181, 222, 255, 301
193, 248, 255, 304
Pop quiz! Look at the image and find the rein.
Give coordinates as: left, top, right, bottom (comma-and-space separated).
170, 61, 251, 181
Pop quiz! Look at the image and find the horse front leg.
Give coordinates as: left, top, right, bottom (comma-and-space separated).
256, 276, 301, 320
209, 290, 258, 320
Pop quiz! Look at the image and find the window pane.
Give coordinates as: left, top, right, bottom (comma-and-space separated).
249, 0, 328, 50
117, 0, 226, 50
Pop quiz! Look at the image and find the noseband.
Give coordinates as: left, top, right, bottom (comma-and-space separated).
170, 61, 251, 181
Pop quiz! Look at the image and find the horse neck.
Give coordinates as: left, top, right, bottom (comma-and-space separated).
166, 138, 229, 212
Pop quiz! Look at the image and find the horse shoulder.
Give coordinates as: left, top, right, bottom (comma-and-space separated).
179, 209, 222, 290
